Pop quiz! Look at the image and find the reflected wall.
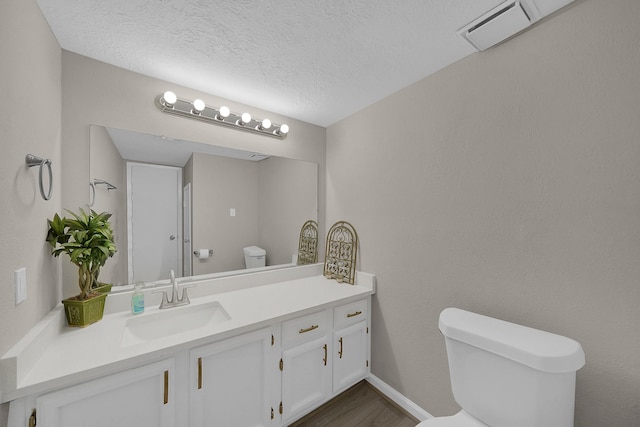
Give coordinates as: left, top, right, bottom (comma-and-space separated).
90, 126, 318, 285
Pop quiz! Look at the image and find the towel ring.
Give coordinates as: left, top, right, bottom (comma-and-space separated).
25, 154, 53, 201
88, 179, 117, 207
88, 181, 96, 207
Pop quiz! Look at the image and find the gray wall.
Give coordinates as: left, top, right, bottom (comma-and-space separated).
0, 0, 62, 422
89, 126, 128, 285
0, 0, 61, 365
3, 0, 639, 426
191, 153, 259, 274
326, 1, 640, 425
60, 51, 327, 297
0, 3, 325, 423
191, 154, 318, 273
258, 157, 318, 265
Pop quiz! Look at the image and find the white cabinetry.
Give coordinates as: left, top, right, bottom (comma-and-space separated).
26, 296, 371, 427
279, 311, 331, 423
333, 321, 368, 394
277, 298, 370, 425
281, 336, 331, 422
332, 299, 369, 394
189, 327, 272, 427
36, 359, 175, 427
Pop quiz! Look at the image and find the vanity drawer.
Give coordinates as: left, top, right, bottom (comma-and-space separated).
282, 311, 328, 347
334, 299, 368, 330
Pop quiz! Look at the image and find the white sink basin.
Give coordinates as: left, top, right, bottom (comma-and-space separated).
121, 301, 231, 346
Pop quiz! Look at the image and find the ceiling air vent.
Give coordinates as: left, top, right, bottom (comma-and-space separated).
459, 1, 539, 51
249, 153, 270, 161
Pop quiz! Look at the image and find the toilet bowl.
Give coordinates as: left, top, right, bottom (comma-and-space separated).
419, 308, 585, 427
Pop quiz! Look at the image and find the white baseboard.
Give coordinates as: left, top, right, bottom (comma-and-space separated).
366, 374, 433, 421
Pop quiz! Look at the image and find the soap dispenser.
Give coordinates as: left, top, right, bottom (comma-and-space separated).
131, 283, 145, 314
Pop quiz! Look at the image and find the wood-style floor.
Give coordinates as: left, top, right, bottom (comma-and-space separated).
288, 380, 419, 427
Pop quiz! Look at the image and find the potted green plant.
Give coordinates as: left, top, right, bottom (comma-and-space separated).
47, 208, 117, 327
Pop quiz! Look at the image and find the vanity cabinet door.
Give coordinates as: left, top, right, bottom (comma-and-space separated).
189, 327, 272, 427
36, 359, 175, 427
333, 320, 369, 394
280, 336, 331, 424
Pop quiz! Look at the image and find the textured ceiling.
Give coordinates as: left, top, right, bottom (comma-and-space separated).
36, 0, 565, 126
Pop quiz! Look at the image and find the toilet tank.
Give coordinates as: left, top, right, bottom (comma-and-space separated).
439, 308, 585, 427
243, 246, 266, 269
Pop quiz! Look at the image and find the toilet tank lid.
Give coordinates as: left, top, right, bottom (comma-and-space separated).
439, 308, 585, 373
243, 246, 266, 256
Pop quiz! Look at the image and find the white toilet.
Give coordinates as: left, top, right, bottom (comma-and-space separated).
419, 308, 585, 427
243, 245, 266, 269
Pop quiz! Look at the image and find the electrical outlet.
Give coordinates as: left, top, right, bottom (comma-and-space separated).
15, 268, 26, 305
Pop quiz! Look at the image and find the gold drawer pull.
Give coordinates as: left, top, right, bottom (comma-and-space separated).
198, 357, 203, 389
299, 324, 319, 334
164, 370, 169, 404
347, 310, 362, 318
323, 344, 328, 366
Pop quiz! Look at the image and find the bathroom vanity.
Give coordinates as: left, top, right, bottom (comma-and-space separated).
1, 264, 375, 427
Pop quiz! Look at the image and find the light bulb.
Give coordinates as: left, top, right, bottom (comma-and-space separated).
163, 91, 177, 106
192, 99, 205, 113
218, 106, 230, 119
260, 119, 272, 130
279, 124, 290, 135
240, 113, 252, 125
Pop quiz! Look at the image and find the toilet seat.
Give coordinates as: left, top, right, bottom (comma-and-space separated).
417, 410, 488, 427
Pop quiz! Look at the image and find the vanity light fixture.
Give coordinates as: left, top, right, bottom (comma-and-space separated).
238, 112, 252, 126
276, 124, 290, 135
258, 119, 272, 130
192, 99, 206, 114
156, 92, 289, 139
217, 106, 231, 120
163, 91, 177, 107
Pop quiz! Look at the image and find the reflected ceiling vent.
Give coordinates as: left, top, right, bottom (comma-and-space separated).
459, 0, 541, 51
249, 153, 270, 161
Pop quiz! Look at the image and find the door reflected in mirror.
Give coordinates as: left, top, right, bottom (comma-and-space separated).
89, 125, 319, 287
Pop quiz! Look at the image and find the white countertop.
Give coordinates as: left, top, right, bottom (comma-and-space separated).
0, 265, 375, 402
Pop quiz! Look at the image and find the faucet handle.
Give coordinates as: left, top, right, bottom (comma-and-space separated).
152, 289, 170, 308
178, 284, 196, 303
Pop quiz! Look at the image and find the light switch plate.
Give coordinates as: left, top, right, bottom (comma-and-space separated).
15, 267, 27, 305
230, 208, 236, 217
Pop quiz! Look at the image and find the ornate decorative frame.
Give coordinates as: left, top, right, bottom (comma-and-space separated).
323, 221, 358, 284
297, 220, 319, 265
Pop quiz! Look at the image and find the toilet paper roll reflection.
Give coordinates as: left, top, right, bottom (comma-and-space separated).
197, 249, 210, 259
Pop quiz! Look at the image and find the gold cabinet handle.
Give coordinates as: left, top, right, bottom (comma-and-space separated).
347, 310, 362, 318
164, 370, 169, 405
323, 344, 328, 366
338, 337, 343, 359
299, 324, 319, 334
198, 357, 203, 389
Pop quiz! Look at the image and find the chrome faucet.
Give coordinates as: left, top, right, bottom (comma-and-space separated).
156, 269, 190, 309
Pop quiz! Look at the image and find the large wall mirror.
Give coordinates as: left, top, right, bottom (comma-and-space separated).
89, 125, 319, 287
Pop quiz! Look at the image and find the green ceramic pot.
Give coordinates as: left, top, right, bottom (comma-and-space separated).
62, 293, 108, 327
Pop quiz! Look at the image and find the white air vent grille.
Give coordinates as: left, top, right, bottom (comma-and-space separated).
459, 1, 537, 51
249, 153, 270, 161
